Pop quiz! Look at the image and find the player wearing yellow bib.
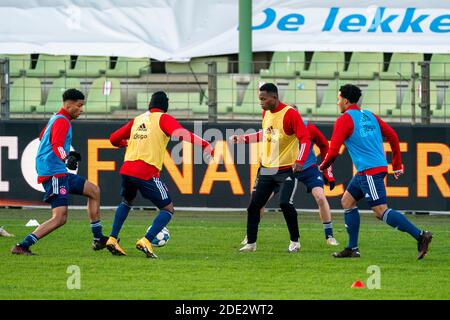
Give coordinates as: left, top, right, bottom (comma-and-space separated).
107, 91, 214, 258
233, 83, 311, 252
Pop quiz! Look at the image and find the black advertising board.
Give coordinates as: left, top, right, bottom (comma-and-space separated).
0, 121, 449, 212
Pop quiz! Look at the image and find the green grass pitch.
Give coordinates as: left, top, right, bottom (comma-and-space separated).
0, 208, 449, 300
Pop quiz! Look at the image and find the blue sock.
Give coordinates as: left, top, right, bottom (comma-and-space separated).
145, 210, 173, 242
382, 209, 421, 240
19, 233, 39, 249
110, 202, 132, 239
345, 208, 360, 249
323, 221, 333, 239
90, 220, 104, 239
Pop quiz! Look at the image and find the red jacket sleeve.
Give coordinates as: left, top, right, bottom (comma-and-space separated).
308, 123, 334, 181
240, 110, 266, 143
110, 120, 134, 148
319, 113, 353, 171
242, 130, 263, 143
307, 123, 329, 161
283, 108, 311, 165
50, 118, 71, 161
243, 110, 266, 144
159, 114, 211, 150
374, 114, 403, 171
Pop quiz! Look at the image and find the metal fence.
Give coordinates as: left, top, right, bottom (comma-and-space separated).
0, 56, 448, 124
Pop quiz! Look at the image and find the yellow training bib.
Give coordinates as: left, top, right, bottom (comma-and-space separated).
124, 111, 170, 170
261, 106, 299, 168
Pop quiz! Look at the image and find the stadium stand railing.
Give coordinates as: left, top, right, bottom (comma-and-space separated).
0, 52, 449, 123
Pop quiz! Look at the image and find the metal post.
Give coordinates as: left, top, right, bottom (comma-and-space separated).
239, 0, 252, 74
419, 62, 431, 125
410, 62, 416, 125
0, 58, 10, 120
207, 61, 217, 123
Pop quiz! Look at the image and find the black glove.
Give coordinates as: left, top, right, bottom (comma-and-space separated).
323, 174, 335, 191
66, 151, 81, 170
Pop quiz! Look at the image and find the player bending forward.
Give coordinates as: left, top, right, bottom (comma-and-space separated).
106, 91, 214, 258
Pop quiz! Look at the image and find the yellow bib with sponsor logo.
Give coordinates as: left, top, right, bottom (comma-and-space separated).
261, 106, 299, 168
124, 111, 170, 170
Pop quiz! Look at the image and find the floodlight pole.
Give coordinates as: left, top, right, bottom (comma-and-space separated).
239, 0, 252, 74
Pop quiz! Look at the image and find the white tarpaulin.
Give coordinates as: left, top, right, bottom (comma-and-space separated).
0, 0, 449, 61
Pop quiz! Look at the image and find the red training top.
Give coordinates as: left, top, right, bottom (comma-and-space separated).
240, 118, 334, 181
319, 104, 402, 175
241, 102, 311, 170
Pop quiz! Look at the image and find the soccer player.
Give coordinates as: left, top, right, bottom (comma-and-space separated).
319, 84, 432, 259
231, 83, 311, 253
234, 105, 339, 248
11, 89, 108, 256
107, 91, 214, 258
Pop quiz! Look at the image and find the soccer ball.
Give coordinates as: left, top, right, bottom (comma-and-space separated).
147, 226, 170, 247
